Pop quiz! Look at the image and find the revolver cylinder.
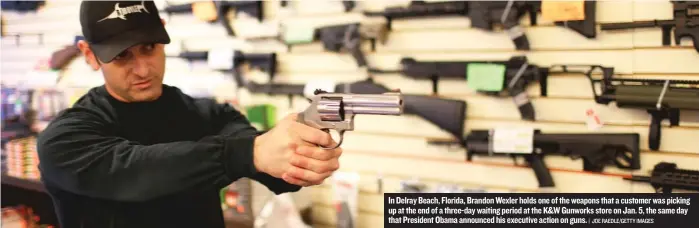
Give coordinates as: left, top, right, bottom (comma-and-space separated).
299, 91, 403, 149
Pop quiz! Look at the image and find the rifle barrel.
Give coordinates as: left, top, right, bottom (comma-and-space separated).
164, 4, 193, 14
600, 20, 674, 30
623, 175, 651, 182
178, 52, 208, 60
362, 1, 468, 19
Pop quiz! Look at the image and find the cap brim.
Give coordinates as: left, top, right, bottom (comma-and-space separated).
90, 25, 170, 63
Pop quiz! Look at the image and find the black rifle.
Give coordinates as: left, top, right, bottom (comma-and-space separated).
286, 23, 387, 68
162, 1, 263, 36
550, 64, 699, 151
280, 0, 355, 12
371, 56, 548, 121
364, 1, 597, 50
462, 130, 641, 188
625, 162, 699, 193
244, 79, 467, 141
246, 80, 466, 141
336, 80, 467, 140
600, 1, 698, 53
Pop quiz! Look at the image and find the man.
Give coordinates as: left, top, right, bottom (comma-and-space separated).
36, 1, 342, 227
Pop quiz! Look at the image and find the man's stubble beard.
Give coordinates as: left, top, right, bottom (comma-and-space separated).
131, 83, 163, 102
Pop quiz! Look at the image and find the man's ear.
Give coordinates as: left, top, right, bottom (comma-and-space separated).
76, 40, 101, 71
161, 18, 167, 26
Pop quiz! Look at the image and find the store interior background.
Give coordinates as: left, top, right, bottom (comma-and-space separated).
2, 0, 699, 227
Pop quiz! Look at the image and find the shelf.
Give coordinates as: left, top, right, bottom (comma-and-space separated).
1, 175, 45, 192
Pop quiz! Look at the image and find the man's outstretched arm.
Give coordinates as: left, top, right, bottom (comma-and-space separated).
37, 107, 260, 202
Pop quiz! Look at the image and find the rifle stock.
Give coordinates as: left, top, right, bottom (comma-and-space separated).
464, 130, 640, 188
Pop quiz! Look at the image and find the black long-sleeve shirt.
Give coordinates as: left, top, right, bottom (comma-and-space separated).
36, 85, 300, 228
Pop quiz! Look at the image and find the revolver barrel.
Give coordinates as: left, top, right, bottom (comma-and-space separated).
317, 93, 403, 121
342, 93, 403, 114
299, 91, 404, 149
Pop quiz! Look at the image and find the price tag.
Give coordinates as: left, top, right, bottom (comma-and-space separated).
492, 128, 534, 154
466, 63, 506, 92
283, 25, 315, 44
207, 49, 235, 70
303, 80, 336, 98
541, 0, 585, 21
192, 1, 218, 22
585, 108, 604, 130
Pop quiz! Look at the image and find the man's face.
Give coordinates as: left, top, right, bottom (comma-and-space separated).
79, 42, 166, 102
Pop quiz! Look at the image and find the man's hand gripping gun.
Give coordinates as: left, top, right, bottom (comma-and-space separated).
297, 90, 404, 149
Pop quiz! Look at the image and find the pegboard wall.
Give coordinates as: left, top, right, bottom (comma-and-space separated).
1, 1, 698, 227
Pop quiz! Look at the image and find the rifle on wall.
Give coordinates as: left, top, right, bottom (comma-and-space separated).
162, 1, 263, 37
363, 1, 597, 50
371, 56, 548, 121
626, 162, 699, 193
600, 1, 698, 53
550, 64, 699, 151
433, 129, 640, 188
283, 22, 388, 68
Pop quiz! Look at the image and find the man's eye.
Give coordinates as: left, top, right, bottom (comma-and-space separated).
143, 44, 156, 51
114, 51, 130, 60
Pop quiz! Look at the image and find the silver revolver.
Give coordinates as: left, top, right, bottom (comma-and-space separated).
297, 90, 403, 149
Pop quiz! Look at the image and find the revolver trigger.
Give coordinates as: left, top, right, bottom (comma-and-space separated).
320, 129, 345, 150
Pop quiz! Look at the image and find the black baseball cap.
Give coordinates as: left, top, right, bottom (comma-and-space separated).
80, 1, 170, 63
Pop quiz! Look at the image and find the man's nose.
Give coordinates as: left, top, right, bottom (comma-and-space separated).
131, 56, 150, 78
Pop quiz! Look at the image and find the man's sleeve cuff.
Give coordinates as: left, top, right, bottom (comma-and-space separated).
222, 135, 260, 179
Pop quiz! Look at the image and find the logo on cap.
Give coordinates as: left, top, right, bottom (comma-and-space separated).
97, 1, 150, 23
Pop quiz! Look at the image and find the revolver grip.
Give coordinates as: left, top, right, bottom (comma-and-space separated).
296, 112, 343, 150
525, 155, 555, 188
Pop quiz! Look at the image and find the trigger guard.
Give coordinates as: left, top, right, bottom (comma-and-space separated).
320, 129, 344, 150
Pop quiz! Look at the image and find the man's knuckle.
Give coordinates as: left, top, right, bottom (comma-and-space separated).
336, 148, 343, 157
319, 164, 330, 173
332, 161, 340, 171
312, 175, 324, 183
